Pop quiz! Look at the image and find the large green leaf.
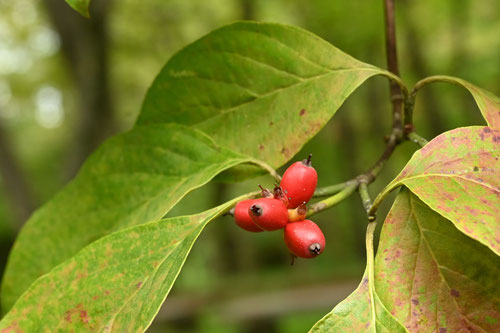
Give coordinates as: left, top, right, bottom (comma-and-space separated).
138, 21, 402, 169
0, 196, 245, 331
310, 270, 407, 332
414, 76, 500, 128
1, 124, 256, 312
65, 0, 90, 17
375, 189, 500, 332
374, 126, 500, 255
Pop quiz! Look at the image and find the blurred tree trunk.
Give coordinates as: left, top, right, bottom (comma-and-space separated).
210, 0, 259, 275
400, 0, 445, 136
448, 0, 477, 123
240, 0, 255, 20
0, 119, 36, 228
43, 0, 115, 179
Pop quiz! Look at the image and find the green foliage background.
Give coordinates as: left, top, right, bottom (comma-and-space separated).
0, 0, 498, 331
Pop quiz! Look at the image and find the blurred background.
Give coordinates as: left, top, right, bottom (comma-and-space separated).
0, 0, 498, 331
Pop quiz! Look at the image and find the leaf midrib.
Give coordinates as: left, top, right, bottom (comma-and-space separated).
192, 67, 380, 129
393, 173, 499, 194
410, 196, 490, 332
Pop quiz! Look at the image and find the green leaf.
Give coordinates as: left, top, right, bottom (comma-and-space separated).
375, 126, 500, 255
415, 76, 500, 128
1, 124, 255, 312
138, 21, 402, 170
65, 0, 91, 18
375, 189, 500, 332
310, 271, 407, 332
0, 196, 244, 331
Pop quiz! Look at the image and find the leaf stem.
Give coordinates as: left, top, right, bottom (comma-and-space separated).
411, 75, 462, 97
358, 183, 375, 221
406, 75, 464, 127
407, 132, 428, 147
365, 220, 377, 330
307, 182, 358, 217
251, 160, 281, 182
313, 180, 357, 198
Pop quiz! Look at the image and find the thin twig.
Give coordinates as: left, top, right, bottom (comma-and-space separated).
357, 183, 374, 221
407, 132, 428, 147
307, 183, 358, 217
313, 180, 357, 198
384, 0, 404, 132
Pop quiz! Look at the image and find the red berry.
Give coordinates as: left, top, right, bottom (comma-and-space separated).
248, 198, 288, 231
280, 154, 318, 208
284, 220, 325, 258
234, 200, 263, 232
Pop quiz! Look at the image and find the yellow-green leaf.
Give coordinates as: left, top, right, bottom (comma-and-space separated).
376, 126, 500, 255
0, 197, 243, 332
310, 270, 407, 332
375, 189, 500, 332
138, 21, 402, 170
65, 0, 90, 18
1, 124, 255, 312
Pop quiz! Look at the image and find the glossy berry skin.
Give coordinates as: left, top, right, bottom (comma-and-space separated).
234, 200, 263, 232
284, 220, 325, 258
280, 160, 318, 208
248, 198, 288, 231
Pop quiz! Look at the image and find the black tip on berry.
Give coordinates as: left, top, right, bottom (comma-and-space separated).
250, 204, 263, 216
309, 243, 321, 255
302, 153, 313, 166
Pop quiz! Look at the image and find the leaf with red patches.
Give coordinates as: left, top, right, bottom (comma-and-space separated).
310, 271, 407, 332
374, 189, 500, 332
377, 126, 500, 255
0, 196, 247, 331
1, 125, 257, 312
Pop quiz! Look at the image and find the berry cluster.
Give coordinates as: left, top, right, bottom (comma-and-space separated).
233, 155, 325, 259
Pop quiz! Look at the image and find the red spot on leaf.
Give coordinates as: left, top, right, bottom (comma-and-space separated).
136, 281, 143, 289
450, 289, 460, 297
299, 109, 306, 116
269, 121, 274, 126
80, 310, 89, 324
104, 290, 110, 295
411, 298, 419, 306
1, 321, 22, 333
439, 328, 447, 333
65, 303, 85, 324
259, 144, 264, 150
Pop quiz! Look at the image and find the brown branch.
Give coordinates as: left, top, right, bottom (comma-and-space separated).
0, 119, 36, 228
383, 0, 404, 133
292, 0, 410, 221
